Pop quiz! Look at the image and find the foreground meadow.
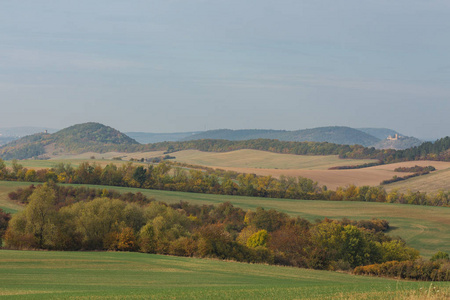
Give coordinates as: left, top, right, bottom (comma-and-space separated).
0, 250, 449, 299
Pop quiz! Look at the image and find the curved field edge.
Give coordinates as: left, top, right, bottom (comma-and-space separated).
1, 181, 449, 258
383, 168, 450, 194
4, 153, 450, 192
0, 250, 449, 300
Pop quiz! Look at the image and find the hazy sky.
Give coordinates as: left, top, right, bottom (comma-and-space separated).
1, 1, 449, 139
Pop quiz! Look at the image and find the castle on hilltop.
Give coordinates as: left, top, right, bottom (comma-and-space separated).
387, 133, 402, 140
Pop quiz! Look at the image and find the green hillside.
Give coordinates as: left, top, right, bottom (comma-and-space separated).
0, 250, 448, 299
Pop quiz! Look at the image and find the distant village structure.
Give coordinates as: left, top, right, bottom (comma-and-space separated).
387, 133, 402, 140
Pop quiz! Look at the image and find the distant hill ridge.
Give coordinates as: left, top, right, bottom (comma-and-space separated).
182, 126, 380, 147
0, 122, 430, 160
126, 131, 201, 144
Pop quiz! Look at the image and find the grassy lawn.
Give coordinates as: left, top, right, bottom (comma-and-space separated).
0, 250, 448, 299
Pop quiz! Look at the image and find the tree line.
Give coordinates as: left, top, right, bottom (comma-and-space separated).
3, 183, 432, 274
1, 159, 450, 207
138, 136, 450, 163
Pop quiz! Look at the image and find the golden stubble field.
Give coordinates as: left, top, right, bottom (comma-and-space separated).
163, 150, 450, 191
9, 149, 450, 192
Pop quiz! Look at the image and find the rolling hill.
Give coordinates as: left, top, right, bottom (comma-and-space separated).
182, 126, 381, 147
0, 122, 139, 160
181, 127, 424, 150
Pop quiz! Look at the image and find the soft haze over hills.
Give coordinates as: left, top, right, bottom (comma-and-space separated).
0, 123, 427, 160
126, 131, 201, 144
1, 1, 449, 139
181, 127, 380, 147
127, 126, 423, 149
0, 127, 57, 137
357, 128, 401, 141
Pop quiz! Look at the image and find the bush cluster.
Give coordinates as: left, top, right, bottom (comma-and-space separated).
3, 184, 422, 272
354, 259, 450, 281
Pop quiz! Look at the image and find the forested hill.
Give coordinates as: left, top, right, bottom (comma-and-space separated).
182, 126, 381, 147
52, 123, 139, 146
0, 122, 139, 160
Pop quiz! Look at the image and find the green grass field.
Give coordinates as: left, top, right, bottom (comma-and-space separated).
0, 181, 27, 214
0, 250, 448, 299
1, 181, 449, 258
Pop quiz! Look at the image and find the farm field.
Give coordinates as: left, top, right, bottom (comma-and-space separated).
5, 150, 450, 191
168, 153, 450, 192
383, 167, 450, 194
168, 149, 377, 170
0, 250, 449, 300
1, 181, 449, 258
3, 157, 148, 170
42, 149, 377, 170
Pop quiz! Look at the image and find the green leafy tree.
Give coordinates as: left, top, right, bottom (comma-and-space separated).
7, 184, 58, 248
25, 184, 57, 248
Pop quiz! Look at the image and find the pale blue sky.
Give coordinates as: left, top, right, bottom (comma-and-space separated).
1, 0, 449, 139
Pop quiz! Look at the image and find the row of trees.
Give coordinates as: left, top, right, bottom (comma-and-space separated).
4, 184, 424, 272
2, 160, 450, 207
9, 184, 154, 208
